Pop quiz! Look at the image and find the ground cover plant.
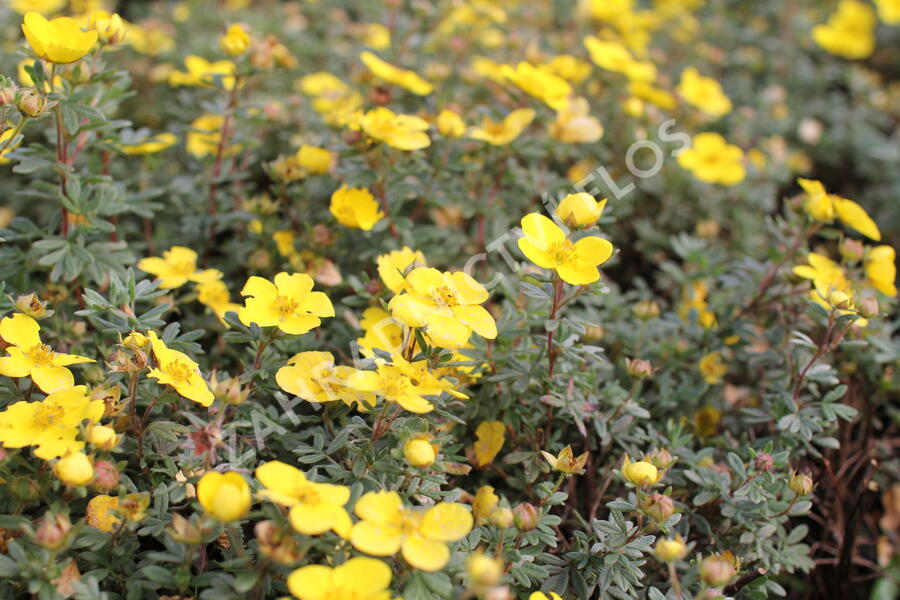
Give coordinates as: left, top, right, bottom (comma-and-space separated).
0, 0, 898, 598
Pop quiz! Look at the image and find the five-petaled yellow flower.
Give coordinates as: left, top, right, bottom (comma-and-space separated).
797, 178, 881, 241
469, 108, 535, 146
0, 313, 93, 393
348, 353, 464, 414
388, 267, 497, 348
350, 490, 473, 571
359, 107, 431, 151
541, 445, 589, 475
22, 12, 99, 64
699, 351, 727, 385
137, 246, 222, 290
288, 557, 393, 600
0, 385, 103, 459
677, 132, 745, 186
377, 246, 426, 294
168, 55, 237, 90
518, 213, 614, 285
147, 331, 214, 406
676, 67, 733, 116
329, 186, 384, 231
238, 272, 335, 335
360, 51, 433, 95
276, 351, 375, 408
812, 0, 876, 60
256, 460, 353, 538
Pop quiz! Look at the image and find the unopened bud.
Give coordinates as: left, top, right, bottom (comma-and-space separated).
626, 358, 654, 379
701, 553, 738, 586
839, 239, 865, 262
642, 493, 675, 522
489, 507, 514, 529
466, 551, 503, 587
512, 503, 540, 531
789, 472, 814, 496
168, 513, 204, 545
857, 297, 879, 319
646, 448, 676, 469
828, 290, 851, 310
632, 299, 660, 320
15, 88, 47, 118
255, 520, 302, 564
404, 438, 437, 468
35, 513, 71, 550
655, 535, 687, 562
0, 76, 15, 105
8, 475, 42, 502
91, 459, 120, 491
753, 453, 774, 473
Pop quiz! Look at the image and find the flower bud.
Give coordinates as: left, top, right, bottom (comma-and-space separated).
0, 76, 15, 105
404, 438, 437, 468
88, 425, 120, 451
489, 507, 514, 529
91, 11, 125, 45
828, 290, 852, 310
655, 535, 687, 562
646, 448, 676, 470
789, 472, 814, 496
622, 456, 660, 486
220, 24, 251, 57
123, 331, 149, 349
753, 453, 774, 472
15, 88, 47, 118
196, 471, 252, 522
168, 513, 205, 545
642, 493, 675, 522
512, 502, 540, 531
296, 144, 333, 175
255, 520, 302, 564
839, 239, 865, 262
626, 358, 654, 379
55, 452, 94, 487
857, 297, 879, 319
35, 513, 71, 550
436, 109, 465, 138
556, 192, 606, 228
466, 551, 503, 587
210, 371, 249, 405
632, 299, 661, 320
700, 553, 738, 586
90, 459, 120, 491
14, 293, 51, 319
695, 219, 720, 239
8, 475, 42, 502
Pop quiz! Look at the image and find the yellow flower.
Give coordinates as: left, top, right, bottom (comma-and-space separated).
875, 0, 900, 23
0, 385, 103, 459
220, 23, 250, 56
679, 281, 717, 329
296, 71, 349, 96
288, 557, 393, 600
186, 114, 238, 158
656, 534, 687, 562
627, 81, 677, 110
694, 406, 722, 438
404, 437, 438, 468
9, 0, 65, 15
473, 421, 505, 467
119, 132, 177, 155
797, 178, 881, 241
86, 493, 149, 532
137, 246, 222, 289
540, 445, 588, 475
0, 126, 23, 165
147, 331, 214, 407
621, 455, 662, 486
329, 186, 384, 231
583, 36, 655, 81
256, 460, 352, 538
359, 107, 431, 151
22, 12, 98, 64
168, 55, 237, 89
197, 471, 252, 522
55, 452, 94, 486
472, 485, 499, 525
350, 490, 473, 571
865, 245, 897, 297
468, 108, 535, 146
276, 351, 375, 408
295, 144, 333, 174
467, 550, 503, 587
792, 252, 854, 309
530, 593, 565, 600
0, 313, 93, 392
87, 425, 120, 450
676, 67, 732, 116
356, 306, 405, 357
238, 272, 335, 335
197, 280, 241, 322
677, 132, 745, 186
548, 97, 603, 144
556, 193, 607, 228
388, 267, 497, 348
501, 61, 572, 110
363, 22, 391, 49
812, 0, 876, 60
360, 51, 433, 95
126, 21, 175, 56
348, 353, 461, 414
436, 109, 466, 138
549, 54, 592, 83
86, 10, 125, 45
699, 352, 727, 385
517, 213, 614, 285
377, 247, 427, 294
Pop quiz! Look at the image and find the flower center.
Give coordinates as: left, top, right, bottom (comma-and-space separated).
170, 260, 196, 277
430, 285, 459, 308
294, 484, 320, 504
548, 240, 577, 265
381, 373, 412, 398
270, 294, 299, 320
164, 360, 194, 383
24, 344, 55, 366
32, 401, 66, 428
